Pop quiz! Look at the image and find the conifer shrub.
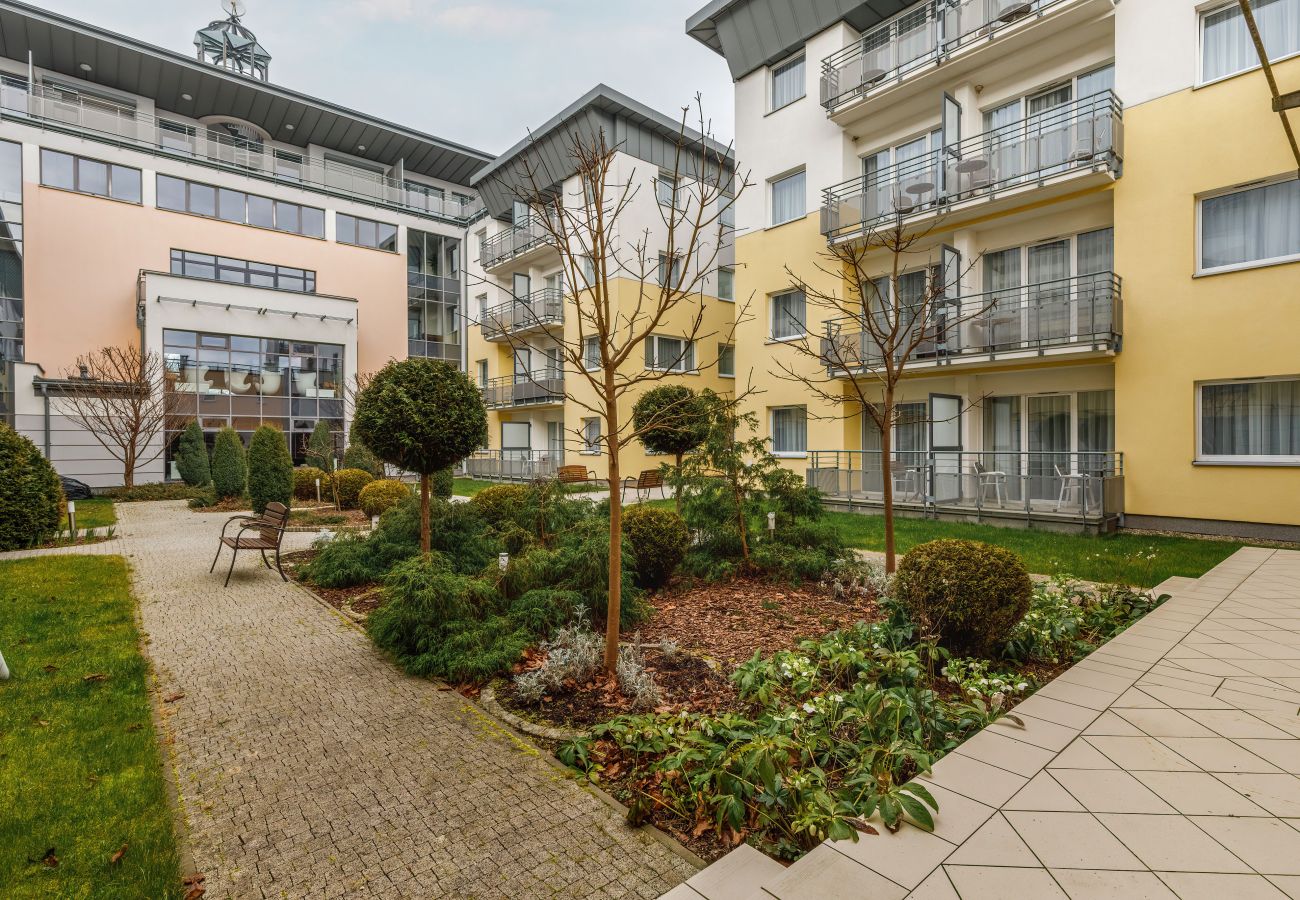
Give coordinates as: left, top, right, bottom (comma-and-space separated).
342, 442, 384, 478
332, 468, 374, 509
210, 427, 247, 500
293, 466, 328, 501
0, 424, 63, 550
468, 483, 530, 529
174, 420, 211, 486
247, 425, 293, 514
358, 479, 411, 517
431, 467, 454, 499
622, 505, 689, 589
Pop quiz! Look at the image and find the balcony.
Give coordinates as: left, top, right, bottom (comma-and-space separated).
463, 449, 562, 482
479, 216, 554, 271
807, 449, 1124, 531
407, 339, 461, 362
0, 77, 485, 225
822, 91, 1121, 242
481, 371, 564, 409
482, 288, 564, 341
820, 0, 1111, 123
820, 272, 1121, 375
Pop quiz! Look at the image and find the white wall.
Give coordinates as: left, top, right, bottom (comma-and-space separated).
1116, 0, 1202, 108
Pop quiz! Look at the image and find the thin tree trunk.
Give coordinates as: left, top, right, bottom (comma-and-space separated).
732, 469, 750, 562
419, 472, 431, 555
881, 388, 896, 574
674, 451, 684, 513
604, 399, 622, 678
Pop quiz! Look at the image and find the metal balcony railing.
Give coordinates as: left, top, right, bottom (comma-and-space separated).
821, 91, 1122, 240
463, 449, 562, 482
0, 77, 485, 224
806, 449, 1124, 525
482, 288, 564, 340
481, 371, 564, 409
820, 0, 1075, 111
819, 271, 1122, 372
479, 215, 554, 269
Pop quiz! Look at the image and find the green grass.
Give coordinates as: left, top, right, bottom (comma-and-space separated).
0, 556, 181, 898
61, 498, 116, 530
453, 477, 608, 497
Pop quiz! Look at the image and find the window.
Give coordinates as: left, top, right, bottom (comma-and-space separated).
656, 172, 680, 208
718, 344, 735, 377
720, 193, 736, 229
1202, 0, 1300, 83
582, 255, 596, 284
476, 360, 488, 388
718, 267, 735, 302
474, 293, 487, 320
771, 406, 807, 455
337, 213, 398, 251
582, 417, 602, 453
1200, 177, 1300, 272
771, 289, 806, 340
476, 228, 487, 259
771, 170, 806, 226
170, 250, 316, 293
1199, 377, 1300, 462
770, 54, 806, 111
40, 150, 140, 203
583, 335, 601, 370
155, 175, 324, 237
658, 253, 683, 288
645, 335, 695, 372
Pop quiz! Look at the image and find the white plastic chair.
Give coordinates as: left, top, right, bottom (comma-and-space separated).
972, 461, 1007, 508
1055, 463, 1086, 510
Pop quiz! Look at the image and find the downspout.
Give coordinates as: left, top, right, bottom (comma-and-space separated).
40, 380, 50, 457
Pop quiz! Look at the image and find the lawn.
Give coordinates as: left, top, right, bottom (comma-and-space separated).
61, 497, 116, 530
0, 556, 181, 898
453, 477, 608, 497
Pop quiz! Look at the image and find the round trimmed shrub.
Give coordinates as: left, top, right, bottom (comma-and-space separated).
622, 505, 689, 589
175, 420, 211, 486
342, 442, 384, 478
894, 539, 1033, 656
293, 466, 327, 501
431, 467, 454, 499
0, 424, 63, 550
210, 427, 247, 500
247, 425, 293, 514
359, 479, 411, 518
332, 468, 374, 510
468, 483, 529, 528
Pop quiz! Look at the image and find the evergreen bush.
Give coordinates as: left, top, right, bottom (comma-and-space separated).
305, 421, 335, 471
431, 467, 454, 499
358, 479, 411, 517
247, 425, 293, 514
468, 483, 530, 529
210, 427, 247, 500
0, 424, 63, 550
342, 442, 384, 478
174, 420, 211, 486
332, 468, 374, 509
622, 505, 689, 589
293, 466, 327, 501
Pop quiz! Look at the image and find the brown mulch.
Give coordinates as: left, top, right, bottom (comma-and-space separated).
280, 549, 384, 618
288, 507, 371, 528
190, 496, 250, 513
637, 576, 881, 668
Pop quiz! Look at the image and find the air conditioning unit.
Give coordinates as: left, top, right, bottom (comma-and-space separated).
995, 0, 1033, 23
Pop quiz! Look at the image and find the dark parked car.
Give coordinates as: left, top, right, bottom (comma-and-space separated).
59, 476, 94, 500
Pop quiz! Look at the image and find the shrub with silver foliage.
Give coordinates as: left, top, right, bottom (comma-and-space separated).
513, 617, 602, 703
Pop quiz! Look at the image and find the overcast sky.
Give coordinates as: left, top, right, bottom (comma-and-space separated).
36, 0, 736, 155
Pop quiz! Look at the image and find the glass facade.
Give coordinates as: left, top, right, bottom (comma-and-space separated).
170, 250, 316, 293
163, 328, 344, 476
406, 229, 462, 364
0, 139, 23, 411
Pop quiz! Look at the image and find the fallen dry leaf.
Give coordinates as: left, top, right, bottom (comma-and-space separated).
42, 848, 59, 868
83, 673, 109, 682
163, 692, 185, 703
183, 886, 206, 900
110, 844, 128, 865
42, 664, 58, 673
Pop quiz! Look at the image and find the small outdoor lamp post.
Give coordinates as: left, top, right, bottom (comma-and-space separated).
67, 500, 77, 537
315, 477, 321, 503
498, 552, 509, 572
767, 511, 776, 538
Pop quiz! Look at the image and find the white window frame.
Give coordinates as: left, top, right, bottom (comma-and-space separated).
657, 253, 684, 288
1197, 0, 1300, 87
476, 359, 488, 388
582, 335, 601, 371
1195, 375, 1300, 465
770, 289, 806, 341
656, 171, 681, 209
718, 266, 735, 302
718, 344, 736, 378
1195, 175, 1300, 275
770, 405, 808, 457
645, 334, 696, 373
770, 169, 807, 227
769, 52, 807, 112
581, 417, 602, 454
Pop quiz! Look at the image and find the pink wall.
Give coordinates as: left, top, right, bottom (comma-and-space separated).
23, 185, 411, 376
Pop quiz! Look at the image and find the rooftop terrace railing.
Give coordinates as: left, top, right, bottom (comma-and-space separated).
0, 77, 485, 225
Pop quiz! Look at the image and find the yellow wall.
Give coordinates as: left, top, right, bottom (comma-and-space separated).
1113, 59, 1300, 528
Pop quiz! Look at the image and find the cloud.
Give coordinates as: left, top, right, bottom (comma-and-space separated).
353, 0, 552, 33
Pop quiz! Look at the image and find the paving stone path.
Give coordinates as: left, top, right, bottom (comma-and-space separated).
37, 501, 695, 899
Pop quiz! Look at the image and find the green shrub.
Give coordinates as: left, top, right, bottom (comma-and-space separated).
0, 424, 63, 550
210, 427, 247, 500
431, 467, 454, 499
102, 482, 206, 502
174, 420, 211, 486
894, 539, 1033, 656
469, 483, 529, 528
342, 442, 384, 478
358, 479, 411, 517
332, 468, 374, 509
247, 425, 293, 514
293, 466, 327, 501
622, 505, 689, 589
508, 589, 581, 634
305, 420, 335, 471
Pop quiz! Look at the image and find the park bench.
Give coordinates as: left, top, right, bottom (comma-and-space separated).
623, 469, 667, 503
210, 501, 289, 587
556, 464, 598, 487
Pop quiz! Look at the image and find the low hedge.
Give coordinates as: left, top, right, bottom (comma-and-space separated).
359, 479, 412, 518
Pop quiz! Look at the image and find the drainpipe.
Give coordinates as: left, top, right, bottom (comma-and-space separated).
39, 380, 50, 457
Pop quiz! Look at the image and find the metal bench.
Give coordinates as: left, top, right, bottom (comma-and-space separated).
209, 501, 290, 587
556, 464, 598, 487
623, 469, 667, 502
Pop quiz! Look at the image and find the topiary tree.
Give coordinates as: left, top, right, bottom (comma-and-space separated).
247, 425, 293, 514
210, 427, 247, 500
622, 505, 689, 589
352, 359, 486, 554
632, 385, 713, 512
431, 467, 454, 499
0, 424, 64, 550
894, 539, 1033, 656
175, 420, 211, 486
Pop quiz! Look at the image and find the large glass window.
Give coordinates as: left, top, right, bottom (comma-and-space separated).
770, 54, 806, 111
155, 175, 324, 237
771, 406, 808, 455
1200, 377, 1300, 461
771, 289, 806, 339
0, 139, 22, 366
1201, 178, 1300, 271
407, 229, 462, 363
40, 150, 140, 203
1202, 0, 1300, 83
338, 213, 398, 251
170, 250, 316, 293
771, 170, 806, 226
644, 335, 695, 372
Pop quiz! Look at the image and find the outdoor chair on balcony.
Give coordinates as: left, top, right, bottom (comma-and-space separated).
972, 461, 1007, 508
1054, 464, 1087, 511
210, 502, 289, 588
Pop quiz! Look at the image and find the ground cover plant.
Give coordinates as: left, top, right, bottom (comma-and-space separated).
0, 555, 181, 897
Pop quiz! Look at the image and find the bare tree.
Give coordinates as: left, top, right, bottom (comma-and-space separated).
60, 345, 178, 488
489, 98, 750, 677
772, 222, 988, 573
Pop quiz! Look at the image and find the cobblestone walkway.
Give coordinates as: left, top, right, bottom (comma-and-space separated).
102, 501, 695, 899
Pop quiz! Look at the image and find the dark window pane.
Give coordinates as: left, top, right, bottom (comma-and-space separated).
157, 174, 187, 211
169, 249, 183, 275
337, 214, 356, 245
358, 218, 377, 248
274, 201, 299, 233
41, 150, 74, 190
247, 194, 274, 228
163, 328, 196, 346
378, 223, 397, 252
301, 206, 324, 238
218, 188, 245, 223
111, 165, 141, 202
74, 158, 108, 196
190, 182, 216, 217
